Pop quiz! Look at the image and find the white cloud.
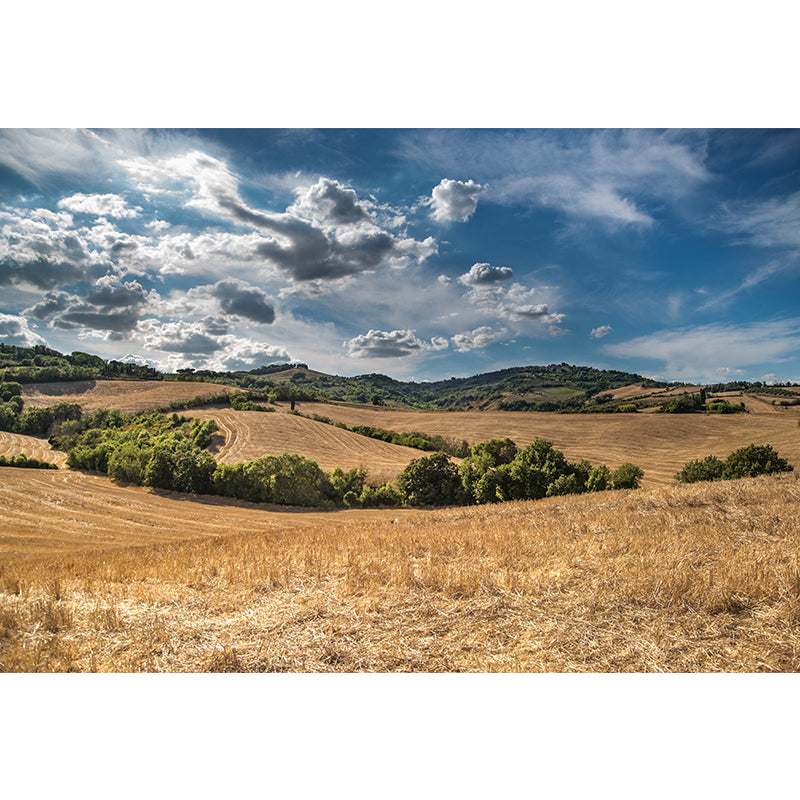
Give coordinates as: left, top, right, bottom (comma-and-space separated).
590, 324, 613, 339
452, 326, 500, 352
458, 262, 514, 286
0, 312, 47, 347
724, 190, 800, 250
429, 178, 485, 223
58, 193, 142, 218
402, 129, 709, 227
345, 329, 430, 359
605, 319, 800, 382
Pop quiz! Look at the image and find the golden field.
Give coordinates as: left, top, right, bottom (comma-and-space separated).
275, 399, 800, 487
190, 407, 428, 484
1, 470, 797, 672
2, 379, 799, 672
20, 379, 238, 414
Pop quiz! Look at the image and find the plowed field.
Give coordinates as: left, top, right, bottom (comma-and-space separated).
190, 408, 429, 483
20, 380, 236, 414
0, 431, 67, 467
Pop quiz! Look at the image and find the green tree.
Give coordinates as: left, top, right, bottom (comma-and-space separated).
398, 452, 462, 506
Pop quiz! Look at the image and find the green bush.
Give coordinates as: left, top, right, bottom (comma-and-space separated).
675, 455, 724, 483
675, 444, 792, 483
611, 463, 644, 489
721, 444, 792, 479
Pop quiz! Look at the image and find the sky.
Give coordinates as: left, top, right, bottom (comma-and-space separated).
1, 127, 798, 384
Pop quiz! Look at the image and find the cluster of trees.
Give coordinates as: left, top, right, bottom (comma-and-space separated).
675, 444, 793, 483
0, 453, 58, 470
0, 344, 160, 383
397, 438, 644, 506
661, 391, 746, 414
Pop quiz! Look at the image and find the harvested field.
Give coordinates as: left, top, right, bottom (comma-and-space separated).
0, 431, 67, 467
0, 468, 409, 557
1, 471, 798, 672
189, 407, 428, 484
20, 379, 237, 414
287, 401, 800, 487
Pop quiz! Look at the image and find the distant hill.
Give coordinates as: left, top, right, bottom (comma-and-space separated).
3, 342, 797, 413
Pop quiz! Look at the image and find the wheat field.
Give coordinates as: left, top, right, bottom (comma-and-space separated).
1, 469, 797, 672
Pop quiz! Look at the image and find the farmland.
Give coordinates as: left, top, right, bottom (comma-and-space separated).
2, 376, 799, 672
1, 469, 797, 671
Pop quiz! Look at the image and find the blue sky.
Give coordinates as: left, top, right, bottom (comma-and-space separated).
1, 128, 798, 383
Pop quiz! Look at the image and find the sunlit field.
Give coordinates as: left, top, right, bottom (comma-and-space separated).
2, 470, 797, 672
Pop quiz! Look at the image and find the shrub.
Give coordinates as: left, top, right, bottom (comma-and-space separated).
675, 445, 792, 483
617, 404, 638, 413
675, 455, 724, 483
611, 463, 644, 489
721, 444, 792, 480
586, 464, 611, 492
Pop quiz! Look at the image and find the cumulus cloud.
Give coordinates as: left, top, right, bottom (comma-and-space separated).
40, 278, 151, 335
23, 291, 72, 320
0, 313, 47, 347
452, 326, 499, 352
289, 178, 367, 225
465, 282, 565, 328
430, 178, 485, 223
345, 329, 430, 359
135, 316, 289, 370
458, 262, 514, 286
119, 153, 437, 283
590, 324, 613, 339
209, 280, 275, 324
58, 193, 142, 218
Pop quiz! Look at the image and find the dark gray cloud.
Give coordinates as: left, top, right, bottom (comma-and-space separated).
0, 257, 88, 289
23, 291, 72, 320
217, 188, 430, 282
210, 280, 275, 324
458, 262, 514, 286
48, 279, 149, 334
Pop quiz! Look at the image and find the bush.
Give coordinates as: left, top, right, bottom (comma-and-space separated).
675, 455, 724, 483
611, 463, 644, 489
721, 444, 793, 480
675, 444, 792, 483
586, 464, 611, 492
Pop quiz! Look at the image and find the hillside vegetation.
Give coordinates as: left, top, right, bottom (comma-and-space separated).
1, 471, 797, 672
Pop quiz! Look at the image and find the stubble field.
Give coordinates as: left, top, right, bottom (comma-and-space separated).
1, 470, 797, 672
2, 379, 798, 672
